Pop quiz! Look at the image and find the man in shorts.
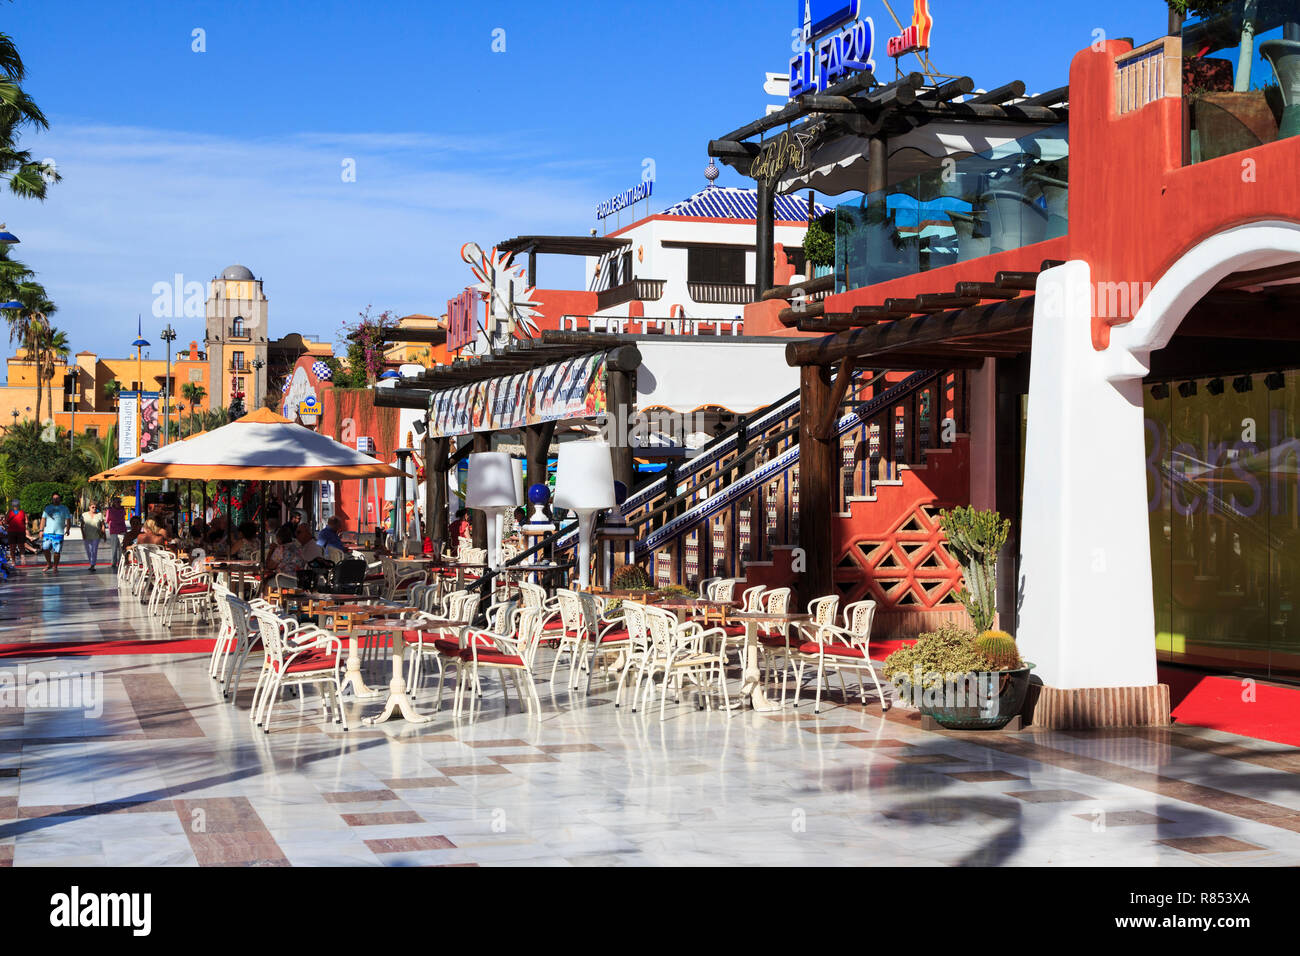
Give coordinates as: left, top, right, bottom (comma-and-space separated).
5, 500, 26, 568
40, 492, 73, 575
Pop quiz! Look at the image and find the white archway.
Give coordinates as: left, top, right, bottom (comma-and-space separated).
1019, 222, 1300, 690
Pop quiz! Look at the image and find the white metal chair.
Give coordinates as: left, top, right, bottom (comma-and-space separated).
612, 601, 652, 708
791, 600, 888, 713
454, 606, 545, 718
543, 588, 586, 688
635, 606, 723, 721
248, 606, 347, 732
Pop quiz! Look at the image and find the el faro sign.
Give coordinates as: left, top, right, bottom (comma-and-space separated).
789, 1, 934, 96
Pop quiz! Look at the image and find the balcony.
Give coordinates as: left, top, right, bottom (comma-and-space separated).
228, 326, 251, 341
596, 278, 665, 311
835, 122, 1068, 293
229, 361, 249, 372
687, 282, 756, 305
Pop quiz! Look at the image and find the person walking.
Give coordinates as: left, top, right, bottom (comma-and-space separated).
106, 496, 127, 571
40, 492, 73, 575
5, 500, 26, 568
81, 501, 106, 573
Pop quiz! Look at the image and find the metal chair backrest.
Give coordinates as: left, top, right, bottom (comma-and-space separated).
841, 600, 878, 648
622, 602, 650, 654
456, 591, 481, 625
698, 576, 720, 599
578, 591, 601, 639
741, 584, 767, 613
554, 589, 583, 634
808, 594, 840, 629
518, 581, 547, 609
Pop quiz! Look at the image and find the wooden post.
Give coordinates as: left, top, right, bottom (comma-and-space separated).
867, 135, 888, 195
607, 366, 634, 491
471, 432, 490, 550
799, 363, 836, 609
755, 177, 776, 298
523, 420, 556, 493
427, 435, 449, 547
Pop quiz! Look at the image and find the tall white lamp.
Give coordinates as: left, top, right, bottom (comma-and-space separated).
467, 452, 520, 570
554, 441, 615, 590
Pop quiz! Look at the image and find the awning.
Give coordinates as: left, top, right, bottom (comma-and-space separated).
91, 407, 404, 482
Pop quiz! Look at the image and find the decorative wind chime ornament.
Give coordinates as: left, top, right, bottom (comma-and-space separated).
461, 242, 543, 353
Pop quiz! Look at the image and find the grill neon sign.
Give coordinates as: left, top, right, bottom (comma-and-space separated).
886, 0, 934, 57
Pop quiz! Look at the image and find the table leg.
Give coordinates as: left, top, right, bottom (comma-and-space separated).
363, 631, 433, 725
736, 620, 782, 713
340, 634, 382, 699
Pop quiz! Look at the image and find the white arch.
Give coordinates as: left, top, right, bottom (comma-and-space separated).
1019, 222, 1300, 692
1105, 220, 1300, 382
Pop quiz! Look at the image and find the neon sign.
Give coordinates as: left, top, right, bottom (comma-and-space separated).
886, 0, 934, 58
789, 1, 875, 97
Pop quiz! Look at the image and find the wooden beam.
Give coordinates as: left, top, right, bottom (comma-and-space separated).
780, 300, 825, 326
763, 272, 835, 301
955, 282, 1023, 300
1022, 85, 1069, 107
994, 270, 1040, 291
798, 364, 836, 609
917, 77, 975, 103
967, 81, 1026, 105
786, 295, 1036, 366
812, 359, 857, 440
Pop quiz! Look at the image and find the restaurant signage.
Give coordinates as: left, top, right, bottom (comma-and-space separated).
427, 351, 610, 438
596, 181, 653, 221
789, 0, 875, 97
750, 128, 818, 186
886, 0, 934, 58
447, 288, 478, 352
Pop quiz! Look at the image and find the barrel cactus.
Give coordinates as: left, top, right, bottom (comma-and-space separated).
938, 506, 1011, 634
975, 630, 1021, 671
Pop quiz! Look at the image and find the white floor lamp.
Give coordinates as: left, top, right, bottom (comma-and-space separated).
554, 441, 615, 591
468, 452, 520, 570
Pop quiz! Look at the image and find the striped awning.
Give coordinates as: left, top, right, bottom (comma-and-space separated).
662, 186, 829, 222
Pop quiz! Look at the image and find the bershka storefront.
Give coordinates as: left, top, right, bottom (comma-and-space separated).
1145, 371, 1300, 680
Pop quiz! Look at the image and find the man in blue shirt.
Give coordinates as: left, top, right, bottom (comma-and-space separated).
316, 516, 347, 559
40, 492, 73, 575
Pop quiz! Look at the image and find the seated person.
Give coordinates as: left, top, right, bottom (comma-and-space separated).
316, 516, 348, 561
122, 515, 143, 549
229, 522, 260, 562
265, 525, 303, 589
296, 522, 324, 564
136, 518, 168, 546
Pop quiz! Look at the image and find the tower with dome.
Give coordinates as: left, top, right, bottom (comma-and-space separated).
204, 263, 269, 413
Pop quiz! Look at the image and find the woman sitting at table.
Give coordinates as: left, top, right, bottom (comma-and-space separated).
136, 518, 169, 546
265, 525, 306, 589
228, 522, 260, 562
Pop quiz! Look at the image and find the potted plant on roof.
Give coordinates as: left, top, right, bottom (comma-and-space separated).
1175, 1, 1287, 157
881, 507, 1034, 730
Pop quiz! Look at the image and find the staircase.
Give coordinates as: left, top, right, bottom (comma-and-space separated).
508, 366, 975, 626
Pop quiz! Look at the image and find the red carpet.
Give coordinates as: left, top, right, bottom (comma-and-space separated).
1159, 666, 1300, 748
0, 639, 216, 659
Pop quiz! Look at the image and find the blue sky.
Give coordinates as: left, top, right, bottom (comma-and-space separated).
2, 0, 1166, 365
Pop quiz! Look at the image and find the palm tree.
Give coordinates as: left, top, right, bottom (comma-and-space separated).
181, 382, 206, 433
103, 379, 121, 411
76, 425, 118, 491
0, 26, 59, 200
37, 325, 69, 422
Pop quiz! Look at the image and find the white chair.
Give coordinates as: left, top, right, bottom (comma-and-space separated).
612, 601, 652, 709
791, 600, 888, 713
248, 607, 347, 732
454, 606, 545, 718
635, 606, 723, 721
543, 588, 586, 689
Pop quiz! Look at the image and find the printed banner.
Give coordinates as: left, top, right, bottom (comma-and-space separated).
427, 351, 609, 438
117, 391, 161, 463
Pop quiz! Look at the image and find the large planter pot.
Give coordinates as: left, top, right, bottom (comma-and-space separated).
1191, 91, 1279, 162
1260, 39, 1300, 138
919, 664, 1035, 730
984, 190, 1047, 255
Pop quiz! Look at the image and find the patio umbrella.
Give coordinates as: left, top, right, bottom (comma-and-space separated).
90, 407, 403, 482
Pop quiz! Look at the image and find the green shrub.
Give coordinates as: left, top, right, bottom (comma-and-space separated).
882, 624, 991, 690
612, 563, 654, 591
20, 481, 73, 517
803, 212, 836, 267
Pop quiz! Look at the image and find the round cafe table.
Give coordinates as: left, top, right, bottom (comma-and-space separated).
724, 611, 812, 713
312, 602, 415, 701
350, 616, 457, 725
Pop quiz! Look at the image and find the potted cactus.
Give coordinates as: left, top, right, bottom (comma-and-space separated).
937, 505, 1009, 633
882, 625, 1034, 730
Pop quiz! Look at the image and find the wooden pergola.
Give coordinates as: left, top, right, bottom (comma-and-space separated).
707, 70, 1068, 298
379, 331, 641, 550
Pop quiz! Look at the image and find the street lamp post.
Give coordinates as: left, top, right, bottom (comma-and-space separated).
160, 325, 177, 493
132, 316, 150, 518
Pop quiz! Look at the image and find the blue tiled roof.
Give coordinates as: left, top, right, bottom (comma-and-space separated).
662, 186, 830, 222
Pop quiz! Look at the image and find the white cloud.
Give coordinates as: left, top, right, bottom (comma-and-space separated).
5, 121, 603, 363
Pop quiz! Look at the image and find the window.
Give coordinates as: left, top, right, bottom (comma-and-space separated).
85, 426, 98, 439
687, 246, 746, 285
232, 350, 245, 370
786, 247, 808, 277
232, 316, 245, 337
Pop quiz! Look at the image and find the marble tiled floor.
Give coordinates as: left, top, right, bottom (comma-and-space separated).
2, 568, 1300, 866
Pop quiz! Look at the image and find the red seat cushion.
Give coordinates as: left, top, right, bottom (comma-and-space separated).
759, 635, 794, 648
459, 650, 524, 667
721, 624, 748, 636
273, 651, 337, 673
433, 635, 496, 655
178, 583, 210, 595
798, 642, 864, 659
600, 628, 629, 644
